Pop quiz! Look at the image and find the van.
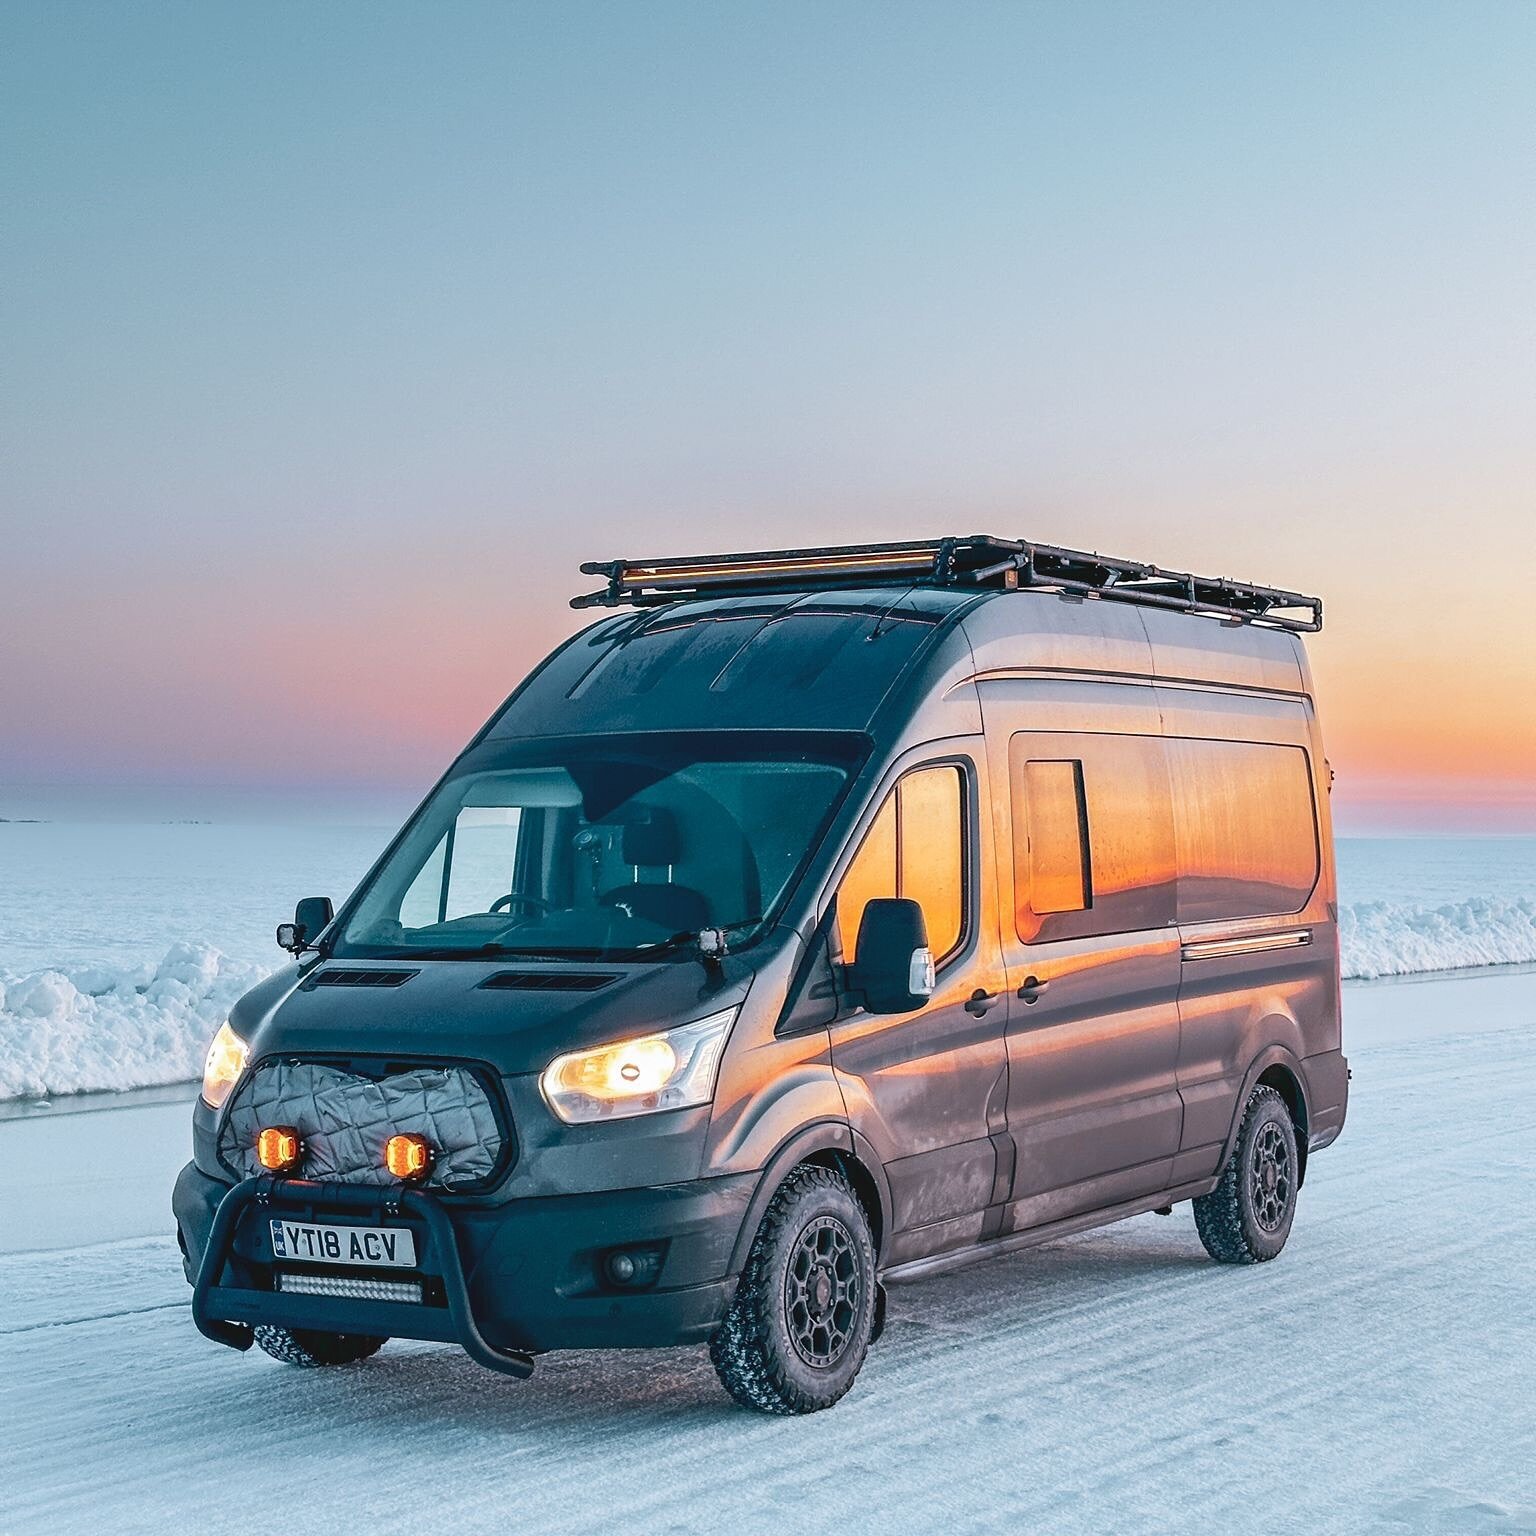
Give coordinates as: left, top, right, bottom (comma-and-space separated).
175, 535, 1348, 1413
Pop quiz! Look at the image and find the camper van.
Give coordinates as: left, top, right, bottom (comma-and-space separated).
176, 536, 1347, 1414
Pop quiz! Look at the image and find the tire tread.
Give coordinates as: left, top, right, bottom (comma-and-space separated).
709, 1163, 872, 1415
1193, 1084, 1294, 1265
253, 1325, 386, 1367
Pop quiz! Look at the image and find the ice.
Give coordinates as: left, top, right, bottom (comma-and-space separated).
2, 981, 1534, 1533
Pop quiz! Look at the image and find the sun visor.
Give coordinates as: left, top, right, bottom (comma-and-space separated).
459, 768, 582, 808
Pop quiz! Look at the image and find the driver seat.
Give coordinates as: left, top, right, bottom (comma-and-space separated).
599, 812, 710, 934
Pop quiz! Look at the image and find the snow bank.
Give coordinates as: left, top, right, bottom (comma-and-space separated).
4, 900, 1536, 1100
0, 944, 268, 1100
1340, 897, 1536, 980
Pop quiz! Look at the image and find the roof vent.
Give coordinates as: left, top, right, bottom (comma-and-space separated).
304, 969, 419, 989
480, 971, 618, 993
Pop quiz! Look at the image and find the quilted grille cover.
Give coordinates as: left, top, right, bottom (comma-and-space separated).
219, 1060, 504, 1189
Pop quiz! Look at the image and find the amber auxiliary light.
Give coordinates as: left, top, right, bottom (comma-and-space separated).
256, 1126, 302, 1172
385, 1133, 434, 1181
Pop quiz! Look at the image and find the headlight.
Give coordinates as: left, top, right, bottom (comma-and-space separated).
201, 1021, 249, 1109
539, 1008, 736, 1125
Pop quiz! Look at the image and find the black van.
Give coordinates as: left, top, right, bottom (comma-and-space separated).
176, 536, 1348, 1414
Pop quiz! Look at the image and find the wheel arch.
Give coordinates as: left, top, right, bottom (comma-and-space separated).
727, 1122, 891, 1273
1223, 1047, 1312, 1188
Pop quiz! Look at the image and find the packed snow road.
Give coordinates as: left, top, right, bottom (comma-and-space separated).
2, 983, 1533, 1534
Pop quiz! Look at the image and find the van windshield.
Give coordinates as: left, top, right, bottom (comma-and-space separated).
333, 731, 867, 962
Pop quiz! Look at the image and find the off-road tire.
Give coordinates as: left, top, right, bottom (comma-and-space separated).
1194, 1085, 1299, 1264
709, 1163, 877, 1414
253, 1325, 387, 1367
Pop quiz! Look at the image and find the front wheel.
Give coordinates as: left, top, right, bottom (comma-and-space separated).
709, 1163, 877, 1414
253, 1325, 387, 1367
1193, 1084, 1299, 1264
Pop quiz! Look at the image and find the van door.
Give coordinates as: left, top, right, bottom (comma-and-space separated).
996, 730, 1185, 1227
1163, 731, 1330, 1165
828, 752, 1010, 1262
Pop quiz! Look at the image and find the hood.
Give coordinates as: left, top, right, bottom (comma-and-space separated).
228, 946, 761, 1079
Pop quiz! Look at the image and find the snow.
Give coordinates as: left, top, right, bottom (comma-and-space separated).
1340, 896, 1536, 979
0, 943, 266, 1100
2, 972, 1533, 1534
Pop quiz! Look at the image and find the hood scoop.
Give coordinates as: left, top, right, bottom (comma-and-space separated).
479, 970, 618, 993
304, 968, 420, 989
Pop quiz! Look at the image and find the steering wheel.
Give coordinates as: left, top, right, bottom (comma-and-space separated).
489, 892, 553, 916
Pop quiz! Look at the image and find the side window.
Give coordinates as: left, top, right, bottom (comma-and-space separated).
396, 808, 524, 927
443, 807, 524, 917
838, 764, 965, 963
1019, 760, 1091, 915
1166, 739, 1319, 921
1011, 733, 1175, 943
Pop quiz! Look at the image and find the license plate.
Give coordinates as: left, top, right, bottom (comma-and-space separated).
269, 1219, 417, 1269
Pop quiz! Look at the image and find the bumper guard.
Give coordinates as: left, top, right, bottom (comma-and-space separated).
191, 1175, 535, 1379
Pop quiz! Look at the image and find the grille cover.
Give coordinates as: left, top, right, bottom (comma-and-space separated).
219, 1059, 504, 1189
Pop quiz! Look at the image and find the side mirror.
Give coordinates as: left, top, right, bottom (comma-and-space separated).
850, 898, 935, 1014
277, 896, 334, 956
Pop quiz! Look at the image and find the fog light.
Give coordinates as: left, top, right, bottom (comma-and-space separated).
601, 1244, 665, 1290
257, 1126, 302, 1172
385, 1132, 434, 1180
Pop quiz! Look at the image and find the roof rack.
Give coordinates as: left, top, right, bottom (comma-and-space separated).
572, 535, 1322, 632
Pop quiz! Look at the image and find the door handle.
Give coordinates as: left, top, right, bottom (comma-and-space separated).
1017, 975, 1050, 1005
965, 988, 1000, 1018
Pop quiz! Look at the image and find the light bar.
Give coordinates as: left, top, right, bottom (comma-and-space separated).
276, 1271, 422, 1304
626, 548, 941, 589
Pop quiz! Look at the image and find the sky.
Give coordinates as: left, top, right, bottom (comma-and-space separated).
2, 1, 1533, 831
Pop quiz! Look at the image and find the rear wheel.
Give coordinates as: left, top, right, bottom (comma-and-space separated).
709, 1163, 877, 1414
253, 1325, 387, 1367
1194, 1084, 1299, 1264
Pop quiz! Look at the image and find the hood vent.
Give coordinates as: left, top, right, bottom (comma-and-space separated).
304, 968, 420, 989
480, 970, 618, 993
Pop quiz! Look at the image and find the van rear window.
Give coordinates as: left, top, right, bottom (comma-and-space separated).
1010, 732, 1319, 942
1166, 739, 1319, 922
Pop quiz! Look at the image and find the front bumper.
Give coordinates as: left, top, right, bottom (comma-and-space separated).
174, 1160, 753, 1364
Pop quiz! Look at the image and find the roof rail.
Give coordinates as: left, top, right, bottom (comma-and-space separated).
572, 535, 1322, 632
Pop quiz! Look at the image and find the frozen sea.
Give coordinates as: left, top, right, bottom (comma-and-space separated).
2, 818, 1536, 1098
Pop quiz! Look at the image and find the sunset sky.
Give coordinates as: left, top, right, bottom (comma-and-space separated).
3, 2, 1533, 831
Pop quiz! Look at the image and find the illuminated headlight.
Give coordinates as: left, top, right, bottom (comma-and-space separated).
201, 1021, 249, 1109
539, 1009, 736, 1125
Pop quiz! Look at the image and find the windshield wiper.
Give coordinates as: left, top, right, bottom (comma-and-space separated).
635, 920, 762, 961
472, 942, 607, 960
